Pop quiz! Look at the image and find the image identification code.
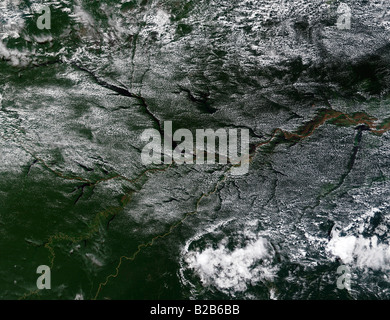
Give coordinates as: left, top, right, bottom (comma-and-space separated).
194, 305, 240, 315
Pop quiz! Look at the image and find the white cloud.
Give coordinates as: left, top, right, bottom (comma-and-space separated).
327, 234, 357, 264
327, 225, 390, 271
184, 236, 277, 293
0, 41, 31, 66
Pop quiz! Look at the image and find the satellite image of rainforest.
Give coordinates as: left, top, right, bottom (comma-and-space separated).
1, 0, 390, 300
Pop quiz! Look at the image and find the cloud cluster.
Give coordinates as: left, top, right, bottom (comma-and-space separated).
184, 236, 277, 293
